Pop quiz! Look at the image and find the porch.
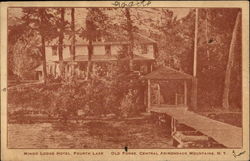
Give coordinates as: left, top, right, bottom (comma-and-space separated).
35, 55, 154, 80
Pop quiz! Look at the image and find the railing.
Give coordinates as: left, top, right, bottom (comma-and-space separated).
150, 93, 187, 108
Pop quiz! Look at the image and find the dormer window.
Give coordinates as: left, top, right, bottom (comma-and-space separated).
105, 45, 111, 56
52, 46, 58, 56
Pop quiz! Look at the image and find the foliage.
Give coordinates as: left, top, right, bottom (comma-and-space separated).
8, 21, 41, 79
119, 90, 137, 117
90, 60, 145, 117
8, 8, 242, 111
8, 84, 56, 110
8, 8, 60, 80
79, 8, 109, 41
8, 60, 144, 118
21, 8, 59, 40
196, 9, 241, 109
145, 8, 241, 109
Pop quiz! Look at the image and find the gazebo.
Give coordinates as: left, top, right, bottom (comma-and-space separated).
143, 67, 243, 148
143, 66, 194, 111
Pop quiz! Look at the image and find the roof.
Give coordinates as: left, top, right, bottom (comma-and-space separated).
143, 66, 193, 80
34, 64, 43, 71
63, 55, 154, 62
46, 33, 156, 46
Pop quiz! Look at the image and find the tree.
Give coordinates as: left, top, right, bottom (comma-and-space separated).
195, 8, 241, 109
133, 8, 241, 110
144, 8, 195, 72
58, 8, 65, 77
70, 8, 76, 61
125, 8, 135, 71
222, 11, 241, 109
21, 8, 58, 83
80, 8, 108, 80
8, 20, 41, 79
85, 12, 94, 80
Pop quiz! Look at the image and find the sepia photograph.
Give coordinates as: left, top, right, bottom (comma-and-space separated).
6, 5, 244, 150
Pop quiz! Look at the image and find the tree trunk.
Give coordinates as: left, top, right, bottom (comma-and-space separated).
40, 9, 47, 84
71, 8, 76, 76
86, 39, 93, 80
41, 35, 47, 84
58, 8, 65, 77
85, 9, 95, 80
71, 8, 76, 61
222, 11, 241, 109
125, 8, 134, 71
205, 9, 210, 60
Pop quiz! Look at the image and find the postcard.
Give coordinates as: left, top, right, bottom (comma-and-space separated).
1, 1, 249, 161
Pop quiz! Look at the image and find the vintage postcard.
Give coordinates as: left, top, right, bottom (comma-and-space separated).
1, 1, 249, 161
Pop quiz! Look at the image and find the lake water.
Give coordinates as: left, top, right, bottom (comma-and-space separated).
8, 119, 173, 149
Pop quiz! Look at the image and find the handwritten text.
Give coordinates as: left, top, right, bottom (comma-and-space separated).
112, 1, 151, 8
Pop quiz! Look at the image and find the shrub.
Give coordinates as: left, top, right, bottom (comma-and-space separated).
119, 90, 135, 117
8, 61, 146, 118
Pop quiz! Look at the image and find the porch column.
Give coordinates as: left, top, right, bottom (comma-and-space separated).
191, 78, 198, 109
54, 63, 56, 76
184, 80, 187, 106
157, 83, 161, 104
147, 79, 151, 111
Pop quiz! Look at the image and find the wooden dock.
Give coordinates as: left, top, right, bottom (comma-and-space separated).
150, 107, 242, 148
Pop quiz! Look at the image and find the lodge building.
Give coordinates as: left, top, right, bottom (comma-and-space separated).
35, 33, 158, 80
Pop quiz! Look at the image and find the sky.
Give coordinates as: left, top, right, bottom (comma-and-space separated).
8, 7, 191, 22
8, 8, 191, 35
171, 8, 191, 19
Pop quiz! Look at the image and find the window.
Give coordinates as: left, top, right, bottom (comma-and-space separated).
118, 44, 129, 58
122, 44, 128, 55
52, 46, 58, 56
141, 44, 148, 54
69, 45, 75, 56
69, 46, 72, 55
153, 43, 158, 56
105, 45, 111, 56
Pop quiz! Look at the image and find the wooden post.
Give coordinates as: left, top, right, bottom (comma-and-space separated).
147, 79, 151, 111
191, 8, 198, 110
157, 83, 161, 105
171, 117, 176, 135
175, 93, 178, 105
193, 8, 198, 77
192, 78, 198, 109
54, 63, 56, 76
184, 80, 187, 106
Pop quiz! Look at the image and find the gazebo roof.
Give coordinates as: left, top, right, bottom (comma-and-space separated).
143, 66, 193, 80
